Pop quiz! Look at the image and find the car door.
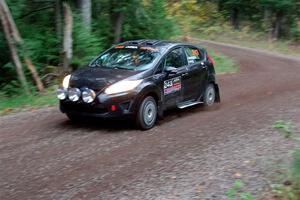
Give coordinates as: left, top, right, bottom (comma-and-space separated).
183, 46, 208, 100
162, 47, 189, 107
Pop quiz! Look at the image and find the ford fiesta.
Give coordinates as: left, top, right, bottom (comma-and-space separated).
57, 40, 220, 130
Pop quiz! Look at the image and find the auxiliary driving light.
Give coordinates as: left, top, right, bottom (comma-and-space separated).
68, 88, 81, 102
56, 87, 67, 100
82, 89, 96, 103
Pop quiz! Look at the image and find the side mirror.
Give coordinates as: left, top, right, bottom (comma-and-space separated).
165, 66, 178, 74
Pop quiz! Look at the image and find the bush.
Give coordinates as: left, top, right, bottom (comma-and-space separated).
292, 149, 300, 188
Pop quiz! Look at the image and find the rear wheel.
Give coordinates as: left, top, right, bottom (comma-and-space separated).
136, 96, 157, 130
203, 83, 216, 106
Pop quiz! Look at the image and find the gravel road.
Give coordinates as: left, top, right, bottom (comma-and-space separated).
0, 42, 299, 200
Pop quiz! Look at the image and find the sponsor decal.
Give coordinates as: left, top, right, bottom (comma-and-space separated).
125, 46, 138, 49
140, 47, 159, 52
164, 77, 181, 95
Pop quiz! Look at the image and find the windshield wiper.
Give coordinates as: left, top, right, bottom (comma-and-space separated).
93, 63, 103, 67
111, 65, 131, 70
94, 63, 110, 68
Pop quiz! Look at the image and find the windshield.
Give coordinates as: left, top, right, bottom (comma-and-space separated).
92, 46, 160, 71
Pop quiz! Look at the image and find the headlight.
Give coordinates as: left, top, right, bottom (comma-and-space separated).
62, 74, 71, 88
104, 79, 142, 95
68, 88, 81, 102
82, 89, 96, 103
56, 87, 67, 100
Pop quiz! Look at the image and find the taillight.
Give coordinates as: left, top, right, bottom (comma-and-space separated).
207, 54, 215, 65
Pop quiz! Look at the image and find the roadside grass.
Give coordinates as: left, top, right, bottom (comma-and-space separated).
269, 120, 300, 200
174, 35, 240, 74
209, 50, 239, 74
226, 180, 255, 200
273, 120, 295, 138
0, 89, 57, 115
191, 24, 300, 56
270, 149, 300, 200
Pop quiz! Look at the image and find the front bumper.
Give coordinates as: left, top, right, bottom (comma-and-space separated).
60, 91, 139, 118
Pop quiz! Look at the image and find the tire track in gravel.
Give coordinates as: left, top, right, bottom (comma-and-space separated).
0, 41, 299, 200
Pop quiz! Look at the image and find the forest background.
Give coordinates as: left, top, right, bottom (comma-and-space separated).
0, 0, 299, 110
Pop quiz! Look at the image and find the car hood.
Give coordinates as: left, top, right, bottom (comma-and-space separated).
69, 67, 140, 91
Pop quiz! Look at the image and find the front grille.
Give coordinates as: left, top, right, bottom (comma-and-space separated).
63, 102, 108, 114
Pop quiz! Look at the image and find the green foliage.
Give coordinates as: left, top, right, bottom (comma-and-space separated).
270, 149, 300, 200
0, 0, 177, 96
270, 120, 300, 200
273, 120, 294, 138
72, 15, 103, 68
226, 180, 255, 200
208, 49, 239, 74
167, 0, 222, 34
291, 149, 300, 187
271, 183, 300, 200
260, 0, 295, 13
0, 88, 57, 115
1, 0, 299, 96
122, 0, 177, 40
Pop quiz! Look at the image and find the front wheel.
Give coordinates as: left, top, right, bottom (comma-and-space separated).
136, 96, 157, 130
203, 84, 216, 106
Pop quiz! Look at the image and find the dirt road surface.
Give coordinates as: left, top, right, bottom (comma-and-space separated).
0, 42, 299, 200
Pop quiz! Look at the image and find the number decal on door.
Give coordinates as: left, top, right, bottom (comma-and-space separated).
164, 77, 181, 95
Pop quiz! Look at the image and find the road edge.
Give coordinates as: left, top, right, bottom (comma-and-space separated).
190, 38, 300, 62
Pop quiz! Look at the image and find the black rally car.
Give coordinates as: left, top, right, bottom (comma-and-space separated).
57, 40, 220, 129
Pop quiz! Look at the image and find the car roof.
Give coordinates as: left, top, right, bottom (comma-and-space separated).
116, 40, 207, 56
119, 39, 194, 50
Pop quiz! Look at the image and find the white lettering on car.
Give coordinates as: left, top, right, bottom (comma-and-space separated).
164, 77, 181, 95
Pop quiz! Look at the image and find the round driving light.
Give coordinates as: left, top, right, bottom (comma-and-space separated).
68, 88, 81, 102
82, 89, 96, 103
57, 87, 67, 100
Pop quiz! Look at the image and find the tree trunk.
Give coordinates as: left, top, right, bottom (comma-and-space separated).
217, 0, 224, 12
24, 57, 44, 92
0, 0, 44, 92
0, 0, 29, 94
55, 0, 62, 40
0, 0, 21, 42
264, 8, 273, 42
63, 2, 73, 69
230, 7, 239, 30
113, 12, 124, 43
273, 12, 283, 40
76, 0, 91, 31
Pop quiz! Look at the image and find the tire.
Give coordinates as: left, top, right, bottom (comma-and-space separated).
203, 83, 216, 106
136, 96, 157, 130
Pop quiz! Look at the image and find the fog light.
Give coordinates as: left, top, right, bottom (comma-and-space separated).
82, 89, 96, 103
68, 88, 81, 102
56, 87, 67, 100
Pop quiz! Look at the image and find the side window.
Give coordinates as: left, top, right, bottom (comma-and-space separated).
165, 48, 186, 68
184, 47, 203, 65
155, 60, 165, 74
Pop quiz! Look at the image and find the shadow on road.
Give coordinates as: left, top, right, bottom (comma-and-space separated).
55, 104, 221, 132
